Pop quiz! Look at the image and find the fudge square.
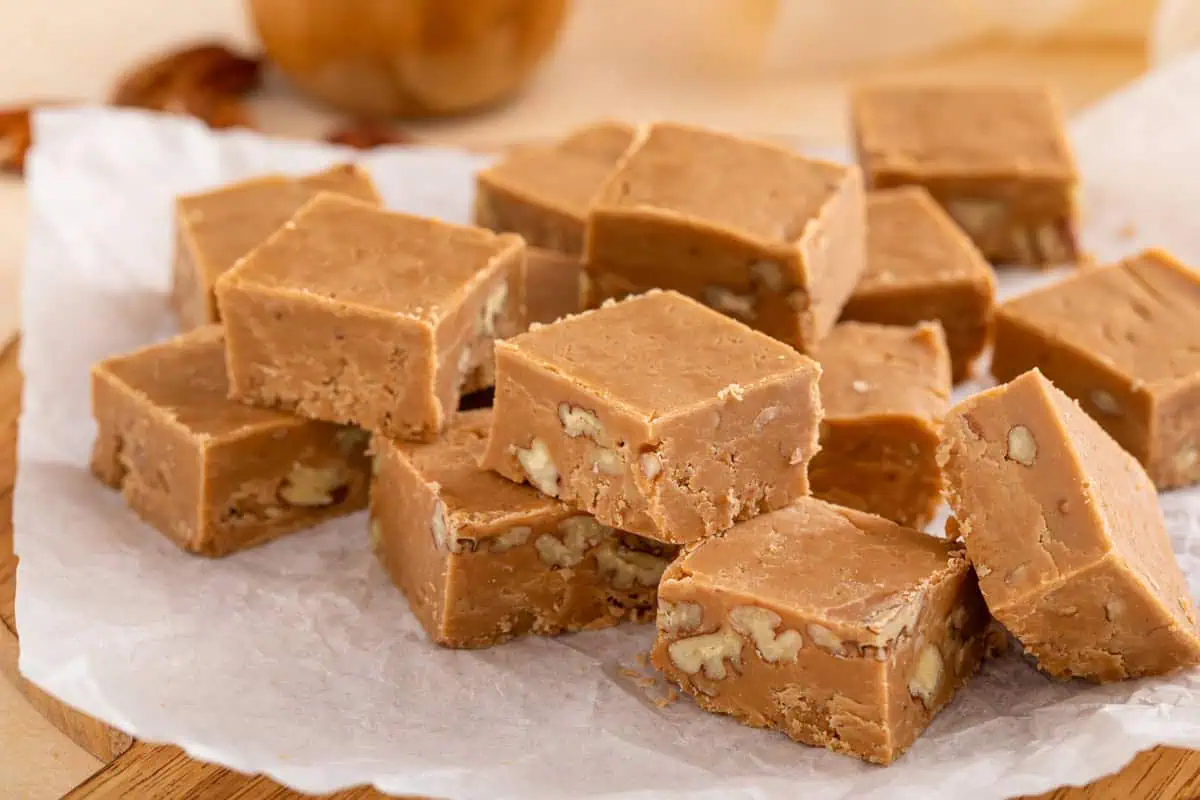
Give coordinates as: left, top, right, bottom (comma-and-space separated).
474, 120, 635, 254
372, 409, 676, 648
940, 369, 1200, 681
480, 290, 823, 544
851, 82, 1078, 267
841, 187, 996, 382
651, 497, 990, 765
172, 163, 381, 330
91, 326, 371, 557
809, 321, 951, 529
584, 122, 865, 353
993, 249, 1200, 489
216, 193, 526, 441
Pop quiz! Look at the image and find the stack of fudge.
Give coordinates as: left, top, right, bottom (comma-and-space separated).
90, 82, 1200, 766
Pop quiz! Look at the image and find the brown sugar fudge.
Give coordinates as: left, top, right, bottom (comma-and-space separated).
841, 188, 996, 381
480, 290, 823, 544
651, 498, 991, 765
851, 83, 1078, 267
992, 249, 1200, 489
216, 193, 525, 441
90, 326, 371, 557
372, 409, 676, 648
474, 120, 635, 254
585, 123, 865, 354
525, 247, 583, 326
809, 321, 951, 529
940, 369, 1200, 681
172, 164, 382, 330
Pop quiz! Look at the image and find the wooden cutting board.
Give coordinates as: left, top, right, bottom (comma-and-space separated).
0, 335, 1198, 799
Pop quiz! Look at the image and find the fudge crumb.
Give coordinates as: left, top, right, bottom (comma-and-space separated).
851, 379, 870, 393
717, 383, 745, 402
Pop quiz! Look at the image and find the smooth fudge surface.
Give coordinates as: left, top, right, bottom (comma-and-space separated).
993, 249, 1200, 489
810, 321, 951, 529
216, 193, 525, 441
585, 122, 865, 353
172, 164, 382, 330
474, 120, 635, 254
940, 369, 1200, 681
851, 83, 1078, 267
481, 290, 823, 544
372, 409, 674, 648
651, 498, 990, 765
91, 326, 371, 556
526, 247, 584, 326
841, 187, 996, 381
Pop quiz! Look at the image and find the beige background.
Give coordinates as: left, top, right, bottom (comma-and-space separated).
0, 1, 1151, 796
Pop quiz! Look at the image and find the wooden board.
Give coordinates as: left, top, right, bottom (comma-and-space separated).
0, 335, 1198, 799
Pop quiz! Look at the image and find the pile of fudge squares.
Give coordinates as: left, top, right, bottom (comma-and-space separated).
89, 83, 1200, 766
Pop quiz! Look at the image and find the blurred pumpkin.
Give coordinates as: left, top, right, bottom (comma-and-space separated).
247, 0, 569, 118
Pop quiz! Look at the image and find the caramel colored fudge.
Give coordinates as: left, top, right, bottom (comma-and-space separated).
481, 290, 822, 544
810, 322, 951, 529
585, 123, 865, 353
216, 194, 525, 441
526, 247, 583, 326
851, 83, 1078, 267
90, 326, 371, 557
475, 121, 635, 254
993, 249, 1200, 489
651, 498, 990, 765
940, 369, 1200, 681
172, 164, 382, 330
841, 188, 995, 381
372, 409, 675, 648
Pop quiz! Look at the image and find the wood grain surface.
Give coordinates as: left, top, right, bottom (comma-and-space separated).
0, 333, 1198, 798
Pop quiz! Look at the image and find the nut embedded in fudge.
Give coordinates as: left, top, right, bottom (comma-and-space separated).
993, 248, 1200, 490
939, 368, 1200, 681
172, 163, 382, 331
90, 326, 371, 557
474, 120, 635, 254
584, 122, 866, 353
480, 290, 823, 544
851, 82, 1078, 267
809, 321, 951, 529
371, 409, 675, 648
840, 187, 996, 381
651, 497, 991, 765
215, 193, 526, 441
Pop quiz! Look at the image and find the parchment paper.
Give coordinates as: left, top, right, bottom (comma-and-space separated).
15, 54, 1200, 800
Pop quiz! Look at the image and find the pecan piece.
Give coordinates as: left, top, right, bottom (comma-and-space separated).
111, 41, 261, 129
325, 120, 415, 150
0, 102, 65, 175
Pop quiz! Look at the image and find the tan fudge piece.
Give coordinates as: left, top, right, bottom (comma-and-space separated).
172, 164, 382, 330
851, 83, 1078, 267
810, 322, 951, 529
993, 249, 1200, 489
480, 290, 823, 544
651, 498, 990, 765
371, 409, 675, 648
842, 188, 996, 381
90, 326, 371, 557
216, 194, 526, 441
585, 123, 866, 353
475, 121, 635, 254
939, 368, 1200, 681
526, 247, 583, 326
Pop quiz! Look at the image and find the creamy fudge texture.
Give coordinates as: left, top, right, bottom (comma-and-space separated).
585, 122, 866, 353
841, 188, 996, 381
372, 409, 674, 648
940, 369, 1200, 681
216, 193, 526, 441
651, 498, 990, 765
475, 120, 635, 254
810, 321, 951, 528
90, 326, 371, 557
993, 249, 1200, 489
481, 290, 823, 544
172, 164, 382, 330
525, 247, 584, 326
851, 83, 1078, 268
